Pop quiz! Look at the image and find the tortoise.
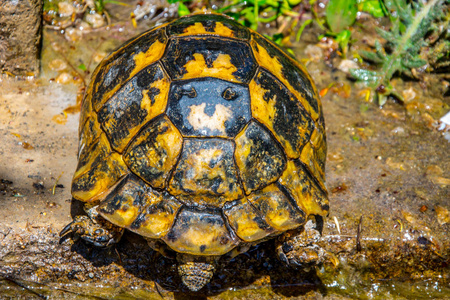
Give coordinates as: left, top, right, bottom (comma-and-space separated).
61, 12, 329, 291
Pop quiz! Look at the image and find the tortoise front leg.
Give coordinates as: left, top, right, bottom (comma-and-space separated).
60, 202, 124, 247
275, 217, 326, 272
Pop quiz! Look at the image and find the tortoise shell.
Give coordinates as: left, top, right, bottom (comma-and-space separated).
72, 13, 328, 256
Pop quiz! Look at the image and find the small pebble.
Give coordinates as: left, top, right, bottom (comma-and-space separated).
48, 59, 67, 71
85, 13, 106, 29
435, 205, 449, 225
55, 72, 73, 84
58, 1, 75, 17
304, 45, 323, 62
65, 27, 83, 42
337, 59, 359, 74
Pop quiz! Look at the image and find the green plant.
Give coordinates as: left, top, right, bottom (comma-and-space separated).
350, 0, 447, 106
324, 0, 357, 56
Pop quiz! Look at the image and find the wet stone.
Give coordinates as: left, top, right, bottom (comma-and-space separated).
162, 207, 240, 255
161, 37, 257, 83
168, 138, 243, 207
123, 116, 183, 189
166, 13, 250, 40
167, 78, 251, 138
250, 69, 314, 159
97, 63, 169, 153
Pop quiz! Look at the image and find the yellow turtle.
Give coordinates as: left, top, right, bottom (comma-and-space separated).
61, 12, 329, 291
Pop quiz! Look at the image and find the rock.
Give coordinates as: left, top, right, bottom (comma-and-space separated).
0, 0, 43, 76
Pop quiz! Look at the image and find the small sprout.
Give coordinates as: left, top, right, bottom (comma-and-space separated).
356, 216, 363, 252
77, 63, 87, 71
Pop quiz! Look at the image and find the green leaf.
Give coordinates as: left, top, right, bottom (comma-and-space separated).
78, 64, 87, 71
360, 50, 384, 63
177, 2, 190, 16
296, 19, 313, 41
287, 0, 302, 6
375, 27, 396, 43
349, 69, 380, 85
326, 0, 357, 33
401, 57, 427, 69
359, 0, 385, 18
335, 29, 352, 56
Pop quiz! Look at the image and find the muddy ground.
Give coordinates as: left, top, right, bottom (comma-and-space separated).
0, 5, 449, 299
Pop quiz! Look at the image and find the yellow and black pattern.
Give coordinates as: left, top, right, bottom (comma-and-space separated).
234, 121, 287, 194
73, 13, 328, 256
161, 37, 256, 83
97, 174, 182, 239
123, 115, 182, 189
97, 63, 170, 152
168, 138, 243, 207
163, 207, 240, 255
223, 198, 275, 242
166, 13, 249, 40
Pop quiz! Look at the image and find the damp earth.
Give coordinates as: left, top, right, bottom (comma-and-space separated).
0, 4, 449, 299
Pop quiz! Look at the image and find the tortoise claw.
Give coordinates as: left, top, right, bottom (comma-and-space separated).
60, 215, 123, 247
60, 221, 76, 237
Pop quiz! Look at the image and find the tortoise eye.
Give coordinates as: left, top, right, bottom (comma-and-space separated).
222, 87, 238, 101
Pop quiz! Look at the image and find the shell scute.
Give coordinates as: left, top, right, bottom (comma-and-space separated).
97, 175, 144, 226
249, 69, 314, 159
278, 160, 328, 217
78, 115, 102, 159
97, 63, 170, 153
166, 13, 250, 40
162, 207, 240, 255
72, 150, 128, 203
97, 174, 182, 238
161, 37, 256, 83
251, 33, 320, 121
123, 115, 183, 189
223, 198, 274, 242
128, 190, 181, 239
168, 138, 243, 207
166, 78, 251, 138
248, 184, 305, 231
299, 125, 327, 192
234, 121, 287, 194
90, 28, 167, 112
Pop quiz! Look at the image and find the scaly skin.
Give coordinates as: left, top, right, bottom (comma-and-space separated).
275, 218, 327, 272
60, 204, 124, 248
